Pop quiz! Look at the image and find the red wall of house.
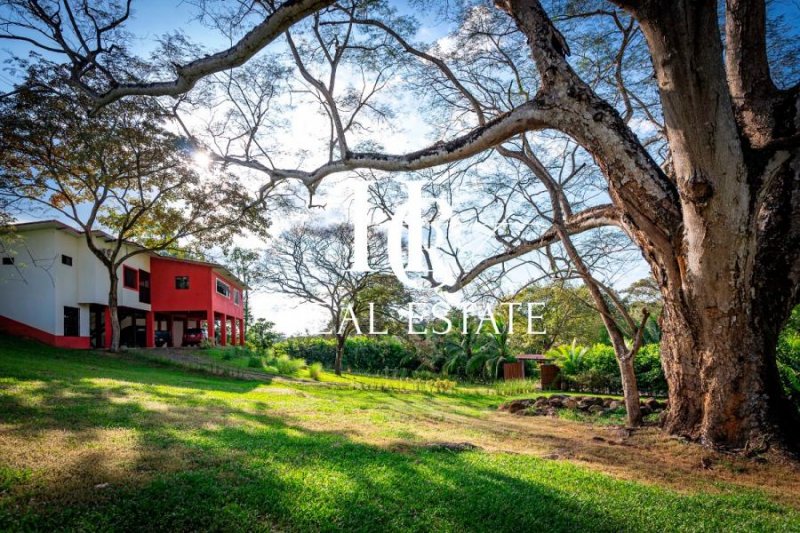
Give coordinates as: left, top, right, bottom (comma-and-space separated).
150, 258, 212, 312
210, 273, 243, 317
150, 257, 244, 319
0, 314, 90, 349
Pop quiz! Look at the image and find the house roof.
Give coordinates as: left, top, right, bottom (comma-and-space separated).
6, 219, 83, 237
4, 219, 248, 289
150, 254, 248, 289
6, 219, 147, 251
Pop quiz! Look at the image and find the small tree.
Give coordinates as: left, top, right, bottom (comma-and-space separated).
0, 85, 268, 350
223, 246, 265, 327
260, 222, 399, 375
247, 318, 281, 352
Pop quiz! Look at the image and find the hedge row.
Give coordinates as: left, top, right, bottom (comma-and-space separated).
273, 336, 410, 373
557, 343, 667, 395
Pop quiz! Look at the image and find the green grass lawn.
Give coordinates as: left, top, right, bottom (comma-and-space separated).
1, 335, 799, 532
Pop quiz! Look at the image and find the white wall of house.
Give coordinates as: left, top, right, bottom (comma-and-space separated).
0, 228, 59, 334
117, 249, 151, 310
0, 224, 151, 337
51, 228, 89, 336
76, 235, 151, 311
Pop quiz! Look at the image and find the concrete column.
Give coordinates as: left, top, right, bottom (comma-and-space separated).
167, 316, 173, 347
239, 319, 245, 346
219, 314, 227, 346
207, 309, 215, 346
230, 316, 237, 346
145, 311, 154, 348
104, 307, 112, 349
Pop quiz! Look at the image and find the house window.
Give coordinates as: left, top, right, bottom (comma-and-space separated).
138, 270, 151, 304
175, 276, 190, 289
63, 306, 80, 337
123, 266, 138, 289
234, 289, 240, 305
216, 278, 230, 298
1, 256, 13, 265
61, 254, 73, 266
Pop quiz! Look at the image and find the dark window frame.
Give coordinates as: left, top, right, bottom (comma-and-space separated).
61, 254, 73, 266
63, 306, 80, 337
138, 269, 151, 304
216, 278, 230, 298
175, 276, 190, 290
123, 265, 138, 289
233, 288, 240, 305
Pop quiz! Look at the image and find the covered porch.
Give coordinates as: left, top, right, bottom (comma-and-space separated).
152, 311, 245, 347
89, 304, 155, 349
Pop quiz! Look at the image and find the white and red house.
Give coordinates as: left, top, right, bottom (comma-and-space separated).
0, 220, 247, 349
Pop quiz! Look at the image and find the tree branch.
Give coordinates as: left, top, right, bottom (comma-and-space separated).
76, 0, 335, 107
725, 0, 779, 146
443, 203, 620, 292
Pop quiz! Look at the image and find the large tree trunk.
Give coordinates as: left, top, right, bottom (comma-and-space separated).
624, 0, 800, 450
659, 284, 800, 450
493, 0, 800, 448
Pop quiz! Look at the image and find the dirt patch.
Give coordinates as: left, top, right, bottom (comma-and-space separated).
424, 442, 482, 452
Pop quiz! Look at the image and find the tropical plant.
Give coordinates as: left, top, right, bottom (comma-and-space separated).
778, 306, 800, 407
463, 318, 515, 379
441, 314, 482, 376
547, 340, 589, 377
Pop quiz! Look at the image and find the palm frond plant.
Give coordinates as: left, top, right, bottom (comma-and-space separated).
441, 315, 482, 376
547, 339, 589, 388
477, 318, 516, 379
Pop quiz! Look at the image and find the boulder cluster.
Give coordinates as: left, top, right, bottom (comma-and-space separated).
498, 395, 667, 417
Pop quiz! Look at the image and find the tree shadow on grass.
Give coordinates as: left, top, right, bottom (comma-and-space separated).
0, 336, 264, 395
1, 375, 796, 533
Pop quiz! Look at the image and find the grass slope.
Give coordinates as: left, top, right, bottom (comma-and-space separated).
0, 335, 798, 532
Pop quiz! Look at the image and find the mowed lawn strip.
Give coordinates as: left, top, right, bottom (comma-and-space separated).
0, 335, 798, 532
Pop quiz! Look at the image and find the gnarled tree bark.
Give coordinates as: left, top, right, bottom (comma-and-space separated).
611, 0, 800, 449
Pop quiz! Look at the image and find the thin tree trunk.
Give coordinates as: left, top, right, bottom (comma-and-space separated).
108, 270, 121, 352
618, 355, 642, 427
555, 224, 644, 427
334, 335, 345, 376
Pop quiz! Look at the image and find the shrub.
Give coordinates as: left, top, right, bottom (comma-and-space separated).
634, 344, 667, 394
574, 368, 619, 392
778, 332, 800, 406
584, 344, 618, 375
273, 354, 304, 375
411, 369, 438, 381
432, 379, 457, 393
247, 356, 262, 369
545, 342, 666, 395
547, 340, 589, 378
309, 362, 323, 381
